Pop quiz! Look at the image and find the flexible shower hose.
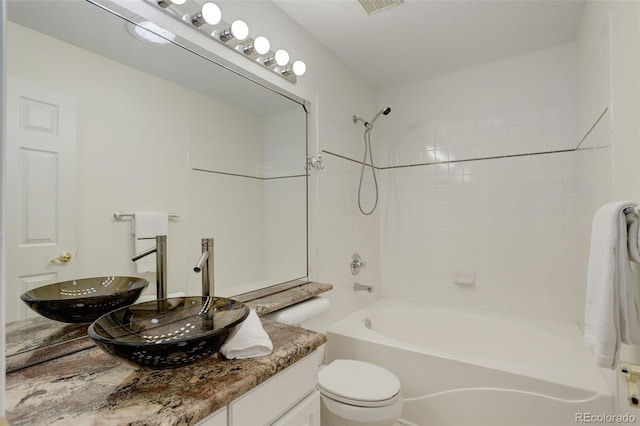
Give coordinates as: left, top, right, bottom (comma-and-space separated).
358, 126, 379, 215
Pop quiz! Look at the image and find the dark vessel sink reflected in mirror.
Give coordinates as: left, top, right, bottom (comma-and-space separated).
88, 296, 250, 369
20, 276, 149, 323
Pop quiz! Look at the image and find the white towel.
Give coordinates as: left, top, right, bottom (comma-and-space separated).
220, 310, 273, 360
584, 201, 640, 368
131, 211, 169, 273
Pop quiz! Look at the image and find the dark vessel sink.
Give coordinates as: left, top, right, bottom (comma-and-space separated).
88, 296, 250, 369
20, 276, 149, 323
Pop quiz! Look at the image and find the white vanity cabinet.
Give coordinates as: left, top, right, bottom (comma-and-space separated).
271, 391, 320, 426
197, 350, 320, 426
198, 407, 227, 426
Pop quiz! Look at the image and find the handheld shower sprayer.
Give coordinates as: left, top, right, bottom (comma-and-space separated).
352, 106, 391, 215
352, 107, 391, 130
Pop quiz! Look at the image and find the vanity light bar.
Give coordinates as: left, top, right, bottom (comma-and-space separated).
148, 0, 306, 83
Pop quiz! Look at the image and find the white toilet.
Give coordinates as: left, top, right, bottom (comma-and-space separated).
264, 297, 403, 426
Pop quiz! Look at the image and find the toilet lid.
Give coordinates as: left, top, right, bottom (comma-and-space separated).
318, 359, 401, 405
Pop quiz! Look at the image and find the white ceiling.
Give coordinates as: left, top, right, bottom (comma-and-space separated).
273, 0, 586, 89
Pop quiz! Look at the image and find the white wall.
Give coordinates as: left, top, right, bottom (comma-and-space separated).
378, 43, 578, 167
376, 43, 582, 323
263, 109, 307, 285
6, 21, 191, 300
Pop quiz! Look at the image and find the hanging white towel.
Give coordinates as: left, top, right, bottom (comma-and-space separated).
220, 310, 273, 360
131, 211, 169, 273
584, 201, 640, 368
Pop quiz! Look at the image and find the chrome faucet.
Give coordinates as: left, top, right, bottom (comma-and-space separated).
194, 238, 214, 298
132, 235, 167, 301
354, 282, 373, 293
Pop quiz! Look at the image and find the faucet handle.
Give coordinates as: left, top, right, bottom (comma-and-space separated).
351, 253, 366, 275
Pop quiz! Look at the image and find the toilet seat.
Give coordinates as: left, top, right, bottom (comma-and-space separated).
318, 359, 401, 408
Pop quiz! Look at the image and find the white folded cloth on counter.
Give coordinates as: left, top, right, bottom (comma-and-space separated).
220, 310, 273, 360
131, 211, 168, 273
584, 201, 640, 368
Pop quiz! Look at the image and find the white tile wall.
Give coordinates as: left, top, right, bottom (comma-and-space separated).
378, 97, 579, 168
313, 98, 380, 325
375, 42, 599, 323
380, 152, 582, 322
316, 153, 380, 324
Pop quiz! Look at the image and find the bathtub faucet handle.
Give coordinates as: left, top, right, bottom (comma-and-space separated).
351, 253, 366, 275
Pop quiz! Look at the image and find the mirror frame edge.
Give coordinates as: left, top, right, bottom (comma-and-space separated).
1, 0, 6, 416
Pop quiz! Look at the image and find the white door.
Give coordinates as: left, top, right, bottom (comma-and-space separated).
5, 76, 77, 323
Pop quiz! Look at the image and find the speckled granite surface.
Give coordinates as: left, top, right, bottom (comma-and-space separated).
6, 317, 93, 373
6, 282, 333, 372
6, 319, 326, 426
246, 282, 333, 316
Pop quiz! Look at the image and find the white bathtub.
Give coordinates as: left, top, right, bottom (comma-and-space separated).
326, 299, 613, 426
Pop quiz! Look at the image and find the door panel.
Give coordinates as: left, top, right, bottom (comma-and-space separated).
5, 77, 77, 322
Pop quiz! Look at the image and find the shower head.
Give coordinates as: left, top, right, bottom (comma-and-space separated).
353, 107, 391, 129
369, 106, 391, 128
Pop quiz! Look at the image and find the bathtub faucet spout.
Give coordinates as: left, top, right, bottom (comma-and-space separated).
354, 282, 373, 293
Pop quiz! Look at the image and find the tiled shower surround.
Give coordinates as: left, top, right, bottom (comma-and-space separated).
320, 42, 611, 324
380, 96, 578, 167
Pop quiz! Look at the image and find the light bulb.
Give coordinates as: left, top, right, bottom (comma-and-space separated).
254, 36, 270, 55
127, 21, 175, 46
274, 49, 289, 67
230, 20, 249, 41
191, 2, 221, 27
201, 3, 222, 25
292, 60, 306, 76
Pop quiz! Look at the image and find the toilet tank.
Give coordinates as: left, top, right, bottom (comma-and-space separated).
263, 297, 331, 333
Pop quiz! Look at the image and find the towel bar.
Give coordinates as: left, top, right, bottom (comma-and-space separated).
113, 210, 180, 221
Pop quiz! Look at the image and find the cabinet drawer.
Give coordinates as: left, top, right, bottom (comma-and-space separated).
229, 351, 318, 426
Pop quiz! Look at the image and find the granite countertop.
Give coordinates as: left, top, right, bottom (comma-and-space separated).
6, 317, 95, 373
6, 282, 333, 372
245, 282, 332, 316
5, 319, 326, 425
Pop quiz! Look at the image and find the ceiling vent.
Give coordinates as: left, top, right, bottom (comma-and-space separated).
356, 0, 402, 15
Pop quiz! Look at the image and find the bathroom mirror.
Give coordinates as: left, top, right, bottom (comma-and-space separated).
4, 0, 308, 346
